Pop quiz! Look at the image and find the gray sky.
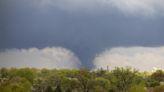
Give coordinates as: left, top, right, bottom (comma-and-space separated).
1, 0, 164, 70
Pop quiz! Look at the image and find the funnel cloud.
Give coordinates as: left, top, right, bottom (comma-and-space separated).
1, 0, 164, 71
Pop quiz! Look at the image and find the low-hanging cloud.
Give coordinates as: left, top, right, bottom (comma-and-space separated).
93, 47, 164, 71
34, 0, 164, 16
0, 47, 81, 69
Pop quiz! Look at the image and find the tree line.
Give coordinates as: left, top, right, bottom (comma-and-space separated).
0, 67, 164, 92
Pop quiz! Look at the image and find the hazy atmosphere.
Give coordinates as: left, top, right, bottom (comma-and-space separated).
1, 0, 164, 71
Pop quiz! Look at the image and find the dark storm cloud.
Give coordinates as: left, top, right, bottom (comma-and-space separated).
0, 0, 164, 68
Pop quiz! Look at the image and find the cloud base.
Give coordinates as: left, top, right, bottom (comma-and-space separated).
93, 47, 164, 71
1, 46, 164, 71
0, 47, 81, 69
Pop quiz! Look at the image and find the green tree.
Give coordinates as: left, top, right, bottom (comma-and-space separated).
0, 77, 31, 92
91, 77, 111, 92
145, 78, 160, 87
61, 77, 81, 92
151, 70, 164, 82
0, 68, 9, 78
128, 81, 146, 92
108, 67, 138, 92
9, 68, 37, 83
75, 69, 93, 92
